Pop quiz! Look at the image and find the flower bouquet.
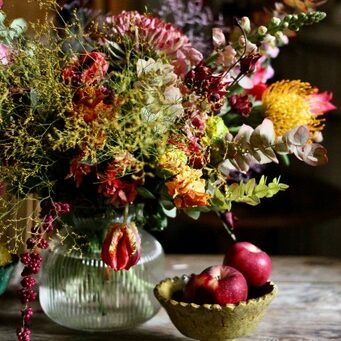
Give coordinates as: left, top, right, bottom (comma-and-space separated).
0, 0, 336, 340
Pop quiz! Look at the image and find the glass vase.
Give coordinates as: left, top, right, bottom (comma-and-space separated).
39, 209, 165, 332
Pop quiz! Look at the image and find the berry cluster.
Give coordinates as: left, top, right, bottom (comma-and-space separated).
16, 201, 70, 341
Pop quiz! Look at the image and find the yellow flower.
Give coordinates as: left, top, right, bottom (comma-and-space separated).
165, 165, 210, 208
159, 150, 187, 175
262, 80, 325, 138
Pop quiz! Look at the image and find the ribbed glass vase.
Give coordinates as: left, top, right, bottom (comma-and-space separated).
39, 209, 165, 332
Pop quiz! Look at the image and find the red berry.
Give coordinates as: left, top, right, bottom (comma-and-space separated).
38, 239, 49, 249
17, 288, 37, 304
21, 307, 33, 322
20, 276, 36, 289
20, 253, 31, 265
16, 326, 31, 341
26, 252, 42, 274
26, 238, 36, 249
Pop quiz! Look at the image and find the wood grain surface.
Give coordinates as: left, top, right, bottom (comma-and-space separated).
1, 255, 340, 341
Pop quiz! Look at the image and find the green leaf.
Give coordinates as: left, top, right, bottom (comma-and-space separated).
137, 187, 156, 199
160, 202, 177, 218
254, 184, 269, 198
244, 178, 256, 196
184, 208, 201, 220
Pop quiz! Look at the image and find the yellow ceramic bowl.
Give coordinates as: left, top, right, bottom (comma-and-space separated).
154, 276, 277, 341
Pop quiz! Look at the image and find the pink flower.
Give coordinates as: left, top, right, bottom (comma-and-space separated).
216, 45, 237, 68
0, 1, 3, 9
101, 222, 141, 271
309, 91, 336, 116
212, 28, 226, 48
0, 43, 10, 65
108, 11, 202, 77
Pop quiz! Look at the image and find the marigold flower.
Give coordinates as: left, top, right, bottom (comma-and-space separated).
159, 151, 187, 175
262, 80, 329, 137
101, 222, 141, 271
165, 165, 210, 208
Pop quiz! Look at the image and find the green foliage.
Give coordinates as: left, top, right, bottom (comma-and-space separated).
209, 176, 288, 212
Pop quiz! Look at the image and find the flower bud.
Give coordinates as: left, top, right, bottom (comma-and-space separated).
257, 26, 268, 36
240, 17, 251, 33
271, 17, 281, 26
101, 222, 141, 271
212, 28, 226, 48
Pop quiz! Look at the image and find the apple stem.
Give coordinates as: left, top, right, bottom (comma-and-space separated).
218, 212, 237, 242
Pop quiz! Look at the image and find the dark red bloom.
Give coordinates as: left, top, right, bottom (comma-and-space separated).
63, 52, 109, 86
68, 156, 92, 187
240, 53, 261, 75
185, 62, 228, 112
228, 94, 252, 117
98, 163, 141, 206
101, 222, 141, 271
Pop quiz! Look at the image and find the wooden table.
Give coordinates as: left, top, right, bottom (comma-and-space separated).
1, 255, 341, 340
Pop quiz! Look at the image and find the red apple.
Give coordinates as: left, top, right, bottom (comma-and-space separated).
183, 265, 248, 305
223, 242, 272, 287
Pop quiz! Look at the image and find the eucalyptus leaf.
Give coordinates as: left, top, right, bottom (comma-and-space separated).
183, 208, 201, 220
160, 202, 177, 218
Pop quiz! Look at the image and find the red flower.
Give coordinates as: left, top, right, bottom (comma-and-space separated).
185, 62, 228, 112
240, 53, 261, 75
228, 94, 252, 117
68, 155, 92, 187
98, 167, 139, 206
246, 82, 268, 101
63, 52, 109, 86
101, 222, 141, 271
